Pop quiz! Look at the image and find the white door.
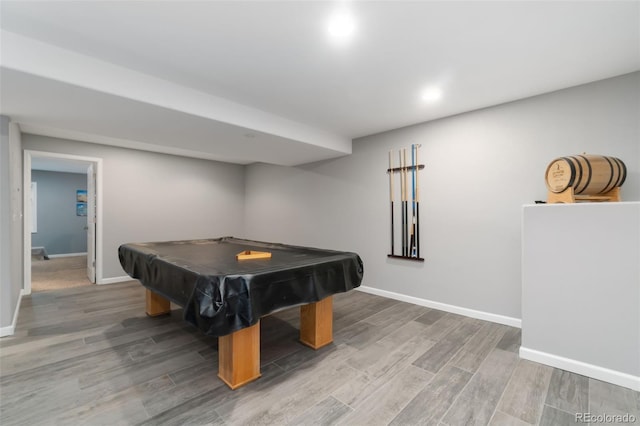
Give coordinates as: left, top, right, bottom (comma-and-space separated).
87, 164, 96, 283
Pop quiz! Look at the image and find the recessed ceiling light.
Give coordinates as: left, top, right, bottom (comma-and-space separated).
421, 87, 442, 103
327, 10, 356, 44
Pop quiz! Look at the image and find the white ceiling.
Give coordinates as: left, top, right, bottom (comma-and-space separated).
1, 1, 639, 166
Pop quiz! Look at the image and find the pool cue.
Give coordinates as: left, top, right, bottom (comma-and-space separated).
415, 144, 420, 258
389, 150, 394, 256
403, 148, 409, 257
400, 150, 406, 256
410, 144, 417, 257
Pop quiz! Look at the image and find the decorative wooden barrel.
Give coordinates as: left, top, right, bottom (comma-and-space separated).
545, 155, 627, 195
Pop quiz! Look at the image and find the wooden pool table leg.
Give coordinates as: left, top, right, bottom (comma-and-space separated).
300, 296, 333, 349
218, 321, 261, 390
145, 289, 171, 316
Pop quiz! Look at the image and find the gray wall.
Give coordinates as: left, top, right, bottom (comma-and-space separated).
0, 116, 12, 328
245, 72, 640, 321
0, 116, 23, 332
22, 135, 246, 280
31, 170, 88, 255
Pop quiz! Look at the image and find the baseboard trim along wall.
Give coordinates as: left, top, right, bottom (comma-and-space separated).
0, 325, 14, 338
357, 285, 522, 328
99, 275, 134, 285
0, 290, 24, 338
520, 347, 640, 392
48, 252, 88, 259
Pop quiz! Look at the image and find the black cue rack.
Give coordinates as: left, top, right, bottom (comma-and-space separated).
387, 145, 424, 262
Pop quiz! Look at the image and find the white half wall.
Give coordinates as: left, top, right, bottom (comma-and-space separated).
21, 135, 246, 280
521, 202, 640, 391
245, 72, 640, 321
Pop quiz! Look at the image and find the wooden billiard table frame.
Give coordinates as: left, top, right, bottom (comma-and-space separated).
145, 289, 333, 389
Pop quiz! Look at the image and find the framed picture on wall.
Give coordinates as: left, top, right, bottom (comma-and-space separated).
77, 189, 88, 203
76, 202, 87, 216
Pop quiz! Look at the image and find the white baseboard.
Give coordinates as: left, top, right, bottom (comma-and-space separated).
48, 252, 88, 259
0, 290, 23, 338
98, 275, 134, 285
520, 347, 640, 392
0, 325, 15, 338
356, 285, 522, 328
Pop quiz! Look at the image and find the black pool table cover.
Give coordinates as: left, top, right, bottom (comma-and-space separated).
118, 237, 364, 337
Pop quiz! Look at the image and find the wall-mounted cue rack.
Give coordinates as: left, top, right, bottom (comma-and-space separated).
387, 144, 424, 262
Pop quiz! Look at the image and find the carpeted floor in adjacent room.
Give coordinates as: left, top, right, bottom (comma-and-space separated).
31, 255, 92, 292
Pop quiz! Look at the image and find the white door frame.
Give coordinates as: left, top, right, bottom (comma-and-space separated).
23, 150, 103, 295
86, 163, 96, 283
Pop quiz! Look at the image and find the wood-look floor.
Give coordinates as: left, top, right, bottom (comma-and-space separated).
1, 281, 638, 425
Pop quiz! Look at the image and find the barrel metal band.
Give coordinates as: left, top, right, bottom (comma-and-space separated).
560, 156, 577, 191
576, 154, 592, 195
617, 157, 627, 186
600, 156, 616, 194
569, 156, 584, 194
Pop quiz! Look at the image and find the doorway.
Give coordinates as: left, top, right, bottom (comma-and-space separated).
23, 150, 103, 295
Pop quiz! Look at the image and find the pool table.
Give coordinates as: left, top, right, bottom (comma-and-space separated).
118, 237, 364, 389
